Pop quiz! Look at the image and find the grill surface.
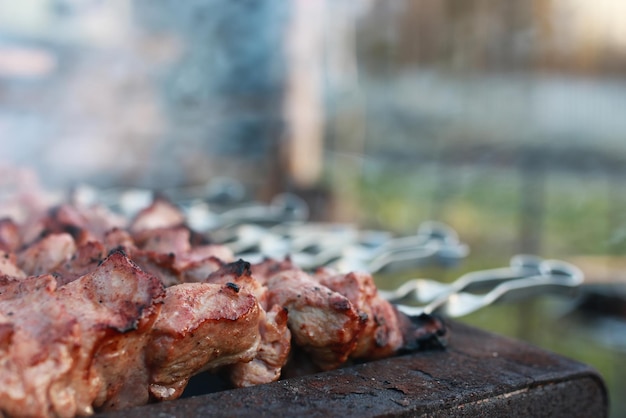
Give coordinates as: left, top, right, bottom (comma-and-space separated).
98, 321, 607, 417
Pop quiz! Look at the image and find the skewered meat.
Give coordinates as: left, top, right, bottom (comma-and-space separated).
253, 259, 443, 367
147, 282, 261, 400
17, 233, 77, 276
0, 250, 264, 417
0, 219, 20, 252
314, 269, 404, 360
266, 268, 364, 370
0, 251, 26, 278
0, 250, 165, 417
130, 197, 185, 232
0, 189, 446, 418
205, 260, 291, 387
55, 250, 164, 413
0, 274, 57, 301
53, 241, 107, 285
227, 304, 290, 387
0, 288, 82, 418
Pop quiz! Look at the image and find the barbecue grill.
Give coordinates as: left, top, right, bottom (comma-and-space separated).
78, 189, 604, 417
99, 321, 607, 417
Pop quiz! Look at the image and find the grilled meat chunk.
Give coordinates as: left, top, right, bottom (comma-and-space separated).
227, 304, 290, 387
314, 270, 404, 360
18, 233, 77, 276
0, 290, 81, 418
266, 269, 364, 370
206, 260, 291, 387
0, 185, 448, 417
57, 250, 165, 413
53, 241, 107, 286
0, 274, 57, 302
130, 198, 185, 232
147, 282, 261, 400
103, 228, 135, 253
0, 251, 26, 278
130, 226, 234, 286
133, 226, 192, 255
0, 250, 165, 418
0, 218, 20, 252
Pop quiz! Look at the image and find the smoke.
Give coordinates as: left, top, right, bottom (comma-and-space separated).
0, 0, 291, 190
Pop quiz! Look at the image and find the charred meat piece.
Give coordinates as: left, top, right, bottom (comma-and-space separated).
314, 269, 404, 360
227, 304, 290, 387
103, 228, 136, 253
133, 225, 233, 271
0, 218, 20, 252
147, 282, 261, 401
179, 256, 223, 283
55, 251, 165, 413
206, 260, 291, 387
17, 233, 77, 276
0, 250, 165, 418
250, 258, 297, 286
0, 251, 26, 278
130, 226, 234, 286
130, 197, 185, 233
21, 203, 120, 246
266, 269, 364, 370
0, 289, 82, 418
42, 204, 97, 244
129, 250, 182, 287
206, 259, 268, 307
53, 241, 107, 286
0, 274, 57, 302
133, 226, 191, 256
71, 203, 127, 240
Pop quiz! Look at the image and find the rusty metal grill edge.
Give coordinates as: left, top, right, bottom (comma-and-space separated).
97, 321, 608, 418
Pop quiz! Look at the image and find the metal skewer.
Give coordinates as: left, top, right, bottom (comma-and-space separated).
393, 259, 583, 318
378, 254, 543, 304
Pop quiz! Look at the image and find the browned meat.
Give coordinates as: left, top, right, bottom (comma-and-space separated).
45, 204, 95, 244
17, 233, 77, 276
0, 251, 26, 278
0, 289, 82, 418
72, 204, 127, 240
0, 185, 448, 417
206, 260, 268, 307
179, 244, 234, 266
206, 260, 291, 387
129, 250, 182, 287
314, 270, 404, 360
178, 256, 223, 283
250, 258, 297, 286
131, 226, 233, 285
55, 250, 166, 413
0, 250, 165, 418
227, 304, 290, 387
266, 268, 364, 370
0, 218, 20, 252
53, 241, 107, 285
133, 225, 232, 267
133, 226, 192, 255
126, 225, 234, 287
130, 198, 185, 232
103, 228, 136, 252
147, 282, 261, 400
0, 274, 57, 302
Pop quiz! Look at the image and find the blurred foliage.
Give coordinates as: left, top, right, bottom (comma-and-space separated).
326, 159, 625, 417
